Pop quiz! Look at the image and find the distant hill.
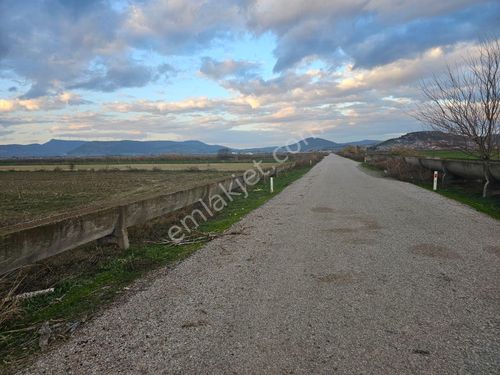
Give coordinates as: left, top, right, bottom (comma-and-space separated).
370, 131, 467, 151
0, 139, 86, 158
346, 139, 383, 147
242, 137, 380, 153
0, 139, 226, 158
69, 140, 226, 156
0, 137, 381, 158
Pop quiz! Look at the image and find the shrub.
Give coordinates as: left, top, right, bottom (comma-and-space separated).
337, 146, 366, 162
383, 158, 433, 182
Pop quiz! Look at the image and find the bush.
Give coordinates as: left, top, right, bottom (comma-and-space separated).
292, 152, 325, 167
383, 158, 433, 182
337, 146, 366, 162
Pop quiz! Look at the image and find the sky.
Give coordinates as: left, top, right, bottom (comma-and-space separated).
0, 0, 499, 147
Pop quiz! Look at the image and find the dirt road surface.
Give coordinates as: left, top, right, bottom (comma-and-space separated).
25, 154, 500, 374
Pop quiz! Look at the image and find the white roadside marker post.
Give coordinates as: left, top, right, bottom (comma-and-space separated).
433, 171, 438, 191
270, 177, 274, 193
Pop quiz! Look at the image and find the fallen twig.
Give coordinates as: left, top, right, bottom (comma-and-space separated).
0, 325, 40, 334
146, 228, 248, 247
0, 271, 24, 326
4, 288, 55, 302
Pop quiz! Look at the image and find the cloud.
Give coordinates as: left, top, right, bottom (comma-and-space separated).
54, 131, 145, 140
1, 0, 496, 98
156, 63, 177, 78
0, 0, 499, 146
365, 0, 489, 21
0, 0, 246, 97
200, 57, 260, 79
245, 0, 500, 71
0, 92, 90, 112
69, 58, 155, 92
101, 42, 470, 142
0, 129, 12, 137
106, 97, 213, 114
0, 37, 7, 60
104, 94, 264, 116
345, 3, 500, 69
122, 0, 244, 53
0, 0, 125, 97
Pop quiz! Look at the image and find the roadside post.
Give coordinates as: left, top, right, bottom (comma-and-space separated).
270, 177, 274, 193
433, 171, 438, 191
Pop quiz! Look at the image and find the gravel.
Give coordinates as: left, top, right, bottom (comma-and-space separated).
24, 154, 500, 374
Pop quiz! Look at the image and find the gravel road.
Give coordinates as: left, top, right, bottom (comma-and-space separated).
26, 154, 500, 374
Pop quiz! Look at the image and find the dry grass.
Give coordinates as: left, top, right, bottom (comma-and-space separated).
337, 146, 366, 162
0, 162, 278, 172
292, 153, 325, 167
0, 272, 23, 328
0, 169, 232, 228
369, 158, 433, 182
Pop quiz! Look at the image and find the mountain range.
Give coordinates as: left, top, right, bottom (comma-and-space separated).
0, 137, 381, 158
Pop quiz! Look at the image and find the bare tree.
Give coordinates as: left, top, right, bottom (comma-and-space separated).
414, 38, 500, 197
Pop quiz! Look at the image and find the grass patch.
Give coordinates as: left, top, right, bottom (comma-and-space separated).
360, 160, 500, 220
416, 150, 500, 160
0, 165, 312, 373
360, 162, 383, 171
418, 182, 500, 220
